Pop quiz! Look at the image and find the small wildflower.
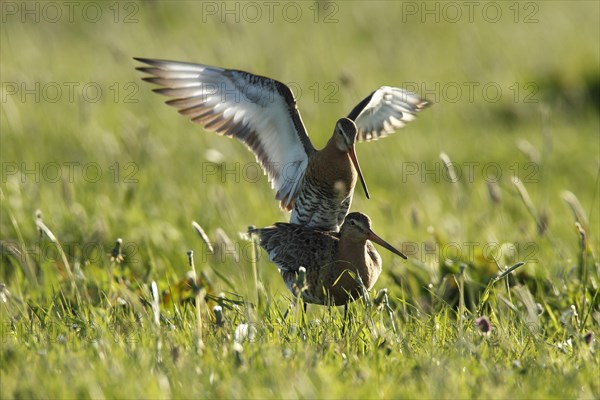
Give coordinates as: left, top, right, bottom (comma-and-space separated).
36, 210, 43, 239
151, 281, 160, 327
213, 305, 224, 327
292, 266, 308, 296
234, 323, 256, 344
187, 250, 194, 269
475, 316, 492, 334
297, 266, 306, 285
557, 338, 573, 351
110, 238, 124, 263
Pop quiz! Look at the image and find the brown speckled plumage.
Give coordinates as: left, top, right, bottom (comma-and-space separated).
250, 212, 407, 305
136, 58, 429, 231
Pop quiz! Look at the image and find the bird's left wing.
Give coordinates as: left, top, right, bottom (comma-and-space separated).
347, 86, 430, 142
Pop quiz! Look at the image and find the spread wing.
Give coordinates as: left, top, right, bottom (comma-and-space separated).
250, 224, 339, 273
347, 86, 430, 142
135, 58, 316, 210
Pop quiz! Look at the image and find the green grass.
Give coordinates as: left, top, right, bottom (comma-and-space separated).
1, 1, 599, 398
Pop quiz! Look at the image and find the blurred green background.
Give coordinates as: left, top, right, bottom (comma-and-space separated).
1, 1, 599, 398
2, 1, 597, 287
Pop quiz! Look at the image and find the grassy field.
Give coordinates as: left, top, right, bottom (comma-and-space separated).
1, 1, 599, 398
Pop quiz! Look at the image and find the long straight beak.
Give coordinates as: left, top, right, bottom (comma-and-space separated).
367, 230, 407, 259
348, 145, 370, 199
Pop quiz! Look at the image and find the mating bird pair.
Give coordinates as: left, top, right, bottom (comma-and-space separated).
135, 58, 429, 307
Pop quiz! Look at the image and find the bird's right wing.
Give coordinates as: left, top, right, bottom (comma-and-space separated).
347, 86, 430, 142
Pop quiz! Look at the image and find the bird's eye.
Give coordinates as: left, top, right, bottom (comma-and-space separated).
350, 220, 356, 226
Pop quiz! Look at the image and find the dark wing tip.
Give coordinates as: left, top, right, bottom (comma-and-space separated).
133, 57, 156, 65
133, 57, 181, 69
347, 90, 376, 121
136, 66, 159, 74
141, 77, 160, 84
152, 88, 174, 96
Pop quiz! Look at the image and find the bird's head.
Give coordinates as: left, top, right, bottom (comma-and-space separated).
341, 212, 407, 259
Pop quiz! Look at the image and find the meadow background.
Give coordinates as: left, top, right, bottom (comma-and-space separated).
1, 1, 599, 398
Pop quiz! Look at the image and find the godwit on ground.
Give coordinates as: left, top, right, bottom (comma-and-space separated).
249, 212, 406, 306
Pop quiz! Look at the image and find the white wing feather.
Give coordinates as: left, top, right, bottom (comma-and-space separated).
350, 86, 430, 142
135, 58, 315, 210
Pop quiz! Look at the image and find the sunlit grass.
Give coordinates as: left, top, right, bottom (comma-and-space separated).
1, 1, 599, 398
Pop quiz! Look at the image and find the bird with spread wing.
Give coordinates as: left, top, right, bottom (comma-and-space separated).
135, 58, 429, 231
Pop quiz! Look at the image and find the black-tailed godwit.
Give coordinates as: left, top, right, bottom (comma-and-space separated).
135, 58, 429, 231
249, 212, 406, 306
